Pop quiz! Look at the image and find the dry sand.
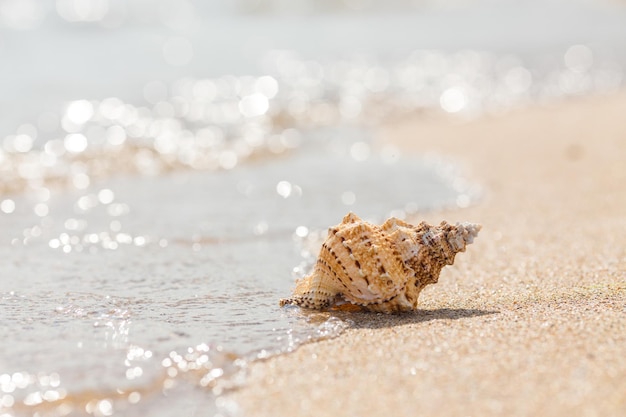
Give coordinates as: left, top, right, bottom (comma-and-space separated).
230, 92, 626, 416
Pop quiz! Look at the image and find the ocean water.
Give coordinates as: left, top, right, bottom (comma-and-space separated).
1, 1, 626, 416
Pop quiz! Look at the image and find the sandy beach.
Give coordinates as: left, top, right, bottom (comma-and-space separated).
230, 92, 626, 416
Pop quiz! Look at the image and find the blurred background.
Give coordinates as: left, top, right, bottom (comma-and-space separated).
1, 0, 626, 195
1, 2, 626, 416
1, 0, 626, 138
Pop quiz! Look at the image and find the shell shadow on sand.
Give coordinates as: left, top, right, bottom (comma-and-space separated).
332, 308, 499, 330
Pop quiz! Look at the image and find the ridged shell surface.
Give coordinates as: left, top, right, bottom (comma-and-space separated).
280, 212, 481, 313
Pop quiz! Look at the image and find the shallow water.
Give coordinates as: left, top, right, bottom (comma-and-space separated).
1, 1, 626, 416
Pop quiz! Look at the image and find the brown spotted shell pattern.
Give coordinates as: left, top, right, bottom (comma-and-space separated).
280, 213, 481, 313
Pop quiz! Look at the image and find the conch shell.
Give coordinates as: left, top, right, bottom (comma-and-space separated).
280, 213, 481, 313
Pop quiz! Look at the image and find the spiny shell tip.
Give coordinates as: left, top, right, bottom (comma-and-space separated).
458, 222, 482, 245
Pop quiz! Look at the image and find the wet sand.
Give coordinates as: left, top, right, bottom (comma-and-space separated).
230, 92, 626, 416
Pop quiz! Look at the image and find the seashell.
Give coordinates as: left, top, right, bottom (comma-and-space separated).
280, 212, 481, 313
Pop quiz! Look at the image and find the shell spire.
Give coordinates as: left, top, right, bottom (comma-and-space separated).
280, 213, 481, 313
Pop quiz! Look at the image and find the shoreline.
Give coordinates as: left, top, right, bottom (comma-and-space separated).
230, 92, 626, 416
